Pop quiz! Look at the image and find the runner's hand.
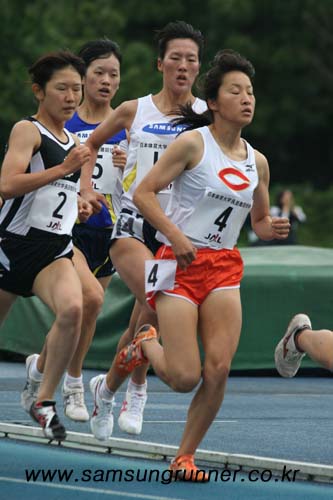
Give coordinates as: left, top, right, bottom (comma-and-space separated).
80, 188, 109, 215
112, 146, 127, 171
169, 231, 197, 270
62, 145, 91, 175
271, 217, 290, 239
77, 195, 93, 222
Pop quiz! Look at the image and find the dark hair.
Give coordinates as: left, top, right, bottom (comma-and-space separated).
29, 50, 86, 90
155, 20, 204, 62
276, 190, 292, 208
203, 49, 254, 101
174, 49, 255, 130
78, 38, 122, 66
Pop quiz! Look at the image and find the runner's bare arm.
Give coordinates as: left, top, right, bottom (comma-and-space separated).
0, 121, 90, 199
251, 151, 290, 240
134, 131, 203, 269
80, 100, 136, 191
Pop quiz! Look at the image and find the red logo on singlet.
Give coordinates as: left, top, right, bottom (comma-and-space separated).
218, 167, 250, 191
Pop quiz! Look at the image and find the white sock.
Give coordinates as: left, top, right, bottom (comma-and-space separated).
128, 378, 147, 393
64, 374, 83, 387
29, 356, 43, 381
99, 376, 114, 401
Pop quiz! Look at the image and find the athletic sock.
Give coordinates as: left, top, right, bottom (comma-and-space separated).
30, 356, 43, 381
64, 374, 83, 387
128, 378, 147, 393
294, 329, 307, 353
99, 377, 114, 400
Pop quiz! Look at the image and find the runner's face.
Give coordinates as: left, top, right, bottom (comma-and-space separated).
158, 38, 200, 95
37, 67, 82, 122
83, 54, 120, 105
210, 71, 255, 126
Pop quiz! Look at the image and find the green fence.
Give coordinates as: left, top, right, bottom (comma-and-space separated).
1, 246, 332, 370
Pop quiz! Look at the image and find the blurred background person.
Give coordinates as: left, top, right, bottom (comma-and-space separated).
270, 190, 306, 244
246, 189, 306, 246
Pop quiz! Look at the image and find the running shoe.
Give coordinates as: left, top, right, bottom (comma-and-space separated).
115, 325, 157, 375
21, 354, 41, 413
275, 313, 312, 377
169, 454, 209, 482
62, 382, 89, 422
30, 400, 66, 441
118, 386, 147, 435
89, 374, 114, 441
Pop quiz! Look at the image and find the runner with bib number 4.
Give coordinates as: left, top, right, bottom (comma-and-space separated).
131, 49, 289, 480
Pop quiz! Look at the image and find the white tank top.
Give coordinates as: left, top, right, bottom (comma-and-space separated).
121, 94, 207, 213
157, 126, 259, 250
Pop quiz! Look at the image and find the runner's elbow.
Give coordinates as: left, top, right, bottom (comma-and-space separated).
0, 179, 15, 200
133, 188, 143, 210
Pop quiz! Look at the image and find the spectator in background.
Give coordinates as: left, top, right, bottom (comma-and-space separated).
270, 190, 306, 244
246, 189, 306, 246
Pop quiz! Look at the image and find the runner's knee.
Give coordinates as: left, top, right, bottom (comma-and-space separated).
169, 371, 201, 393
82, 282, 104, 316
57, 299, 82, 331
203, 360, 230, 386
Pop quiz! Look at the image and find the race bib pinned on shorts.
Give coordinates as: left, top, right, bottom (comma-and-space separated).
145, 259, 177, 293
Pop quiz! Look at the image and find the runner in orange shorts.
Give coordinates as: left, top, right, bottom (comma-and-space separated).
93, 49, 290, 481
147, 245, 243, 309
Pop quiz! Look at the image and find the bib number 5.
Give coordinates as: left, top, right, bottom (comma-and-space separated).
92, 154, 103, 180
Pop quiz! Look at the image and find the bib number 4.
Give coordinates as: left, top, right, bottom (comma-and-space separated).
145, 260, 177, 293
214, 207, 233, 232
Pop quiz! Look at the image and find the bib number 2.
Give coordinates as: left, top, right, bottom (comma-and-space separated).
52, 192, 67, 219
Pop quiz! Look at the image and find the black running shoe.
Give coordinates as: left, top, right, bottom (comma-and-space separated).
30, 400, 66, 441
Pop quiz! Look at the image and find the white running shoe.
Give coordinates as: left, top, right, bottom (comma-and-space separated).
275, 314, 312, 377
89, 375, 114, 441
118, 388, 147, 435
21, 354, 41, 413
62, 383, 89, 422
